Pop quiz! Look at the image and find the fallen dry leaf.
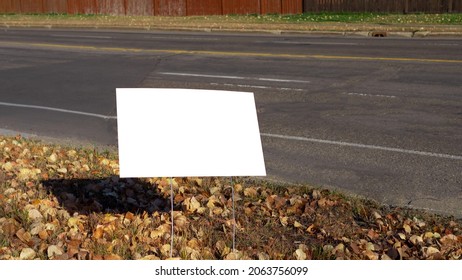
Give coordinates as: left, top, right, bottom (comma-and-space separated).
47, 245, 64, 259
280, 216, 289, 227
403, 224, 412, 234
244, 187, 258, 198
294, 221, 303, 228
425, 247, 440, 257
295, 248, 307, 260
410, 235, 423, 245
184, 197, 201, 213
93, 225, 104, 239
1, 135, 461, 260
104, 254, 122, 260
28, 209, 43, 221
19, 248, 36, 260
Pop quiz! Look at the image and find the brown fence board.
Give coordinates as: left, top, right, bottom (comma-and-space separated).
186, 0, 222, 15
222, 0, 260, 14
126, 0, 154, 16
43, 0, 67, 14
282, 0, 302, 14
455, 0, 462, 11
261, 0, 282, 14
67, 0, 98, 14
97, 0, 125, 15
3, 0, 462, 16
0, 0, 21, 13
19, 0, 44, 14
155, 0, 186, 16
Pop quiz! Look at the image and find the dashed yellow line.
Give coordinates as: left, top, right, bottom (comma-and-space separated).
2, 41, 462, 64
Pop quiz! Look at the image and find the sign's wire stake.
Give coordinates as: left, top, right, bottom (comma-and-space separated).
231, 177, 236, 253
170, 177, 174, 258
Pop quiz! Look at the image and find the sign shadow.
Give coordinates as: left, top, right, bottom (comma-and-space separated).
42, 177, 170, 215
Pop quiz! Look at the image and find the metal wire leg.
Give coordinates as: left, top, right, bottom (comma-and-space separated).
231, 177, 236, 253
170, 177, 174, 258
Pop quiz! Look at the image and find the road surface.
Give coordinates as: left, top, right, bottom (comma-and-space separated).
1, 28, 461, 216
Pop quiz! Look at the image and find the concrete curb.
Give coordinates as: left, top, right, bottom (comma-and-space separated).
2, 23, 462, 38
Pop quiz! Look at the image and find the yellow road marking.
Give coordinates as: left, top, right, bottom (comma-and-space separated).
2, 41, 462, 64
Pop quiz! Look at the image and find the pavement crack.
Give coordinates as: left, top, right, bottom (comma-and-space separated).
136, 53, 180, 87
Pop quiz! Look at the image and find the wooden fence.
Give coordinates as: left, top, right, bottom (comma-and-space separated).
0, 0, 302, 15
0, 0, 460, 15
303, 0, 462, 13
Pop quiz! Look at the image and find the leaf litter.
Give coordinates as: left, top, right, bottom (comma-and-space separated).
0, 135, 461, 260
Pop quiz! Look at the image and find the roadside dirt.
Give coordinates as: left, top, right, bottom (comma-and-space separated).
2, 15, 462, 35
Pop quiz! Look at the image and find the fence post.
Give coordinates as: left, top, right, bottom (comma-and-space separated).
448, 0, 454, 12
404, 0, 409, 14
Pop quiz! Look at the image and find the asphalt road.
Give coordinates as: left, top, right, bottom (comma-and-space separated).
1, 28, 461, 217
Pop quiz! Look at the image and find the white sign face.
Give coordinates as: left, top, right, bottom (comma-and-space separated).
116, 88, 266, 178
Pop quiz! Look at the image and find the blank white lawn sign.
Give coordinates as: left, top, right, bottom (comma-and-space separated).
116, 88, 266, 257
116, 88, 266, 178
